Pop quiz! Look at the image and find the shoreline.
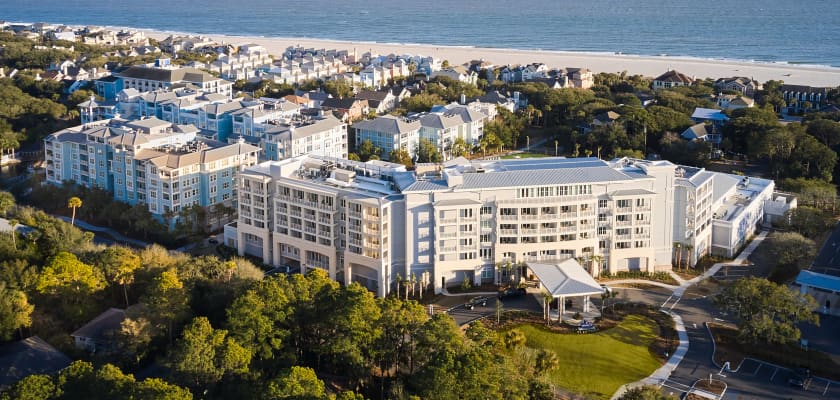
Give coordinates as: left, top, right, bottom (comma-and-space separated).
143, 30, 840, 87
12, 19, 840, 87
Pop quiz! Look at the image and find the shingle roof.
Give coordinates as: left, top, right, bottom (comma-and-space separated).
420, 113, 463, 129
682, 123, 711, 140
71, 308, 125, 341
654, 70, 693, 84
0, 337, 72, 388
352, 115, 421, 135
117, 66, 219, 84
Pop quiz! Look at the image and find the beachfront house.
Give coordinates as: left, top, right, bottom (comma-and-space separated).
714, 77, 762, 97
652, 70, 694, 90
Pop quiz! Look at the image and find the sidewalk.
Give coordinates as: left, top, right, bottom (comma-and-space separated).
54, 215, 151, 248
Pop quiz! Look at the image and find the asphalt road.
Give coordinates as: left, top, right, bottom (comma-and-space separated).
811, 222, 840, 277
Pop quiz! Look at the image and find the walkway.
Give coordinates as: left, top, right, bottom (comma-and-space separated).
609, 230, 768, 399
53, 215, 151, 248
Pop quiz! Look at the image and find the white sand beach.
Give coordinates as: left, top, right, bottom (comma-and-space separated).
144, 31, 840, 87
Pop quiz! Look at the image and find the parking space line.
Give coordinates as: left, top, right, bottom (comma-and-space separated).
824, 381, 830, 396
770, 367, 779, 381
660, 295, 673, 308
752, 363, 761, 376
804, 379, 811, 390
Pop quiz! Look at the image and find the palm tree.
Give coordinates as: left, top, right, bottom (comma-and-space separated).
0, 191, 14, 217
8, 218, 17, 250
683, 243, 695, 270
67, 196, 82, 226
534, 349, 559, 375
590, 254, 604, 277
395, 273, 402, 298
541, 291, 553, 323
672, 242, 682, 270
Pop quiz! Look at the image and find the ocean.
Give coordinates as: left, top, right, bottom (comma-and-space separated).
2, 0, 839, 67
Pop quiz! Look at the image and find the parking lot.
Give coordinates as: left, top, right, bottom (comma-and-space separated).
721, 359, 840, 399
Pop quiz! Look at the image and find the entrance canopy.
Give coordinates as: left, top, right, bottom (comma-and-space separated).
528, 259, 604, 298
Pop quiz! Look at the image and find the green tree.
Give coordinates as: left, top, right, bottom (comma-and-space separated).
168, 316, 251, 390
95, 246, 142, 307
533, 349, 559, 375
780, 206, 833, 239
618, 385, 677, 399
3, 374, 56, 400
0, 282, 33, 340
0, 190, 14, 217
714, 277, 819, 344
36, 252, 105, 321
357, 139, 381, 162
67, 196, 82, 226
226, 277, 292, 365
388, 148, 413, 167
142, 269, 189, 344
267, 366, 326, 400
806, 118, 840, 147
323, 80, 354, 99
766, 232, 816, 283
450, 136, 469, 158
134, 378, 194, 400
416, 138, 442, 163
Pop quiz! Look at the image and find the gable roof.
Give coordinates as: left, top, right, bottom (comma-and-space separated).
71, 308, 126, 341
355, 90, 392, 102
654, 70, 693, 84
117, 66, 219, 84
0, 337, 72, 388
352, 115, 420, 134
681, 123, 711, 140
322, 97, 366, 110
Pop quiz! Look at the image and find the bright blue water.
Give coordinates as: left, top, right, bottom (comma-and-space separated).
2, 0, 839, 66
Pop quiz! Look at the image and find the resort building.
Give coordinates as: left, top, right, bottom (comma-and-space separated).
43, 118, 260, 227
354, 105, 486, 161
115, 60, 233, 99
225, 156, 784, 297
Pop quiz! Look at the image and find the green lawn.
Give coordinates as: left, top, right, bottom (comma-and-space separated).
514, 315, 662, 399
500, 152, 549, 159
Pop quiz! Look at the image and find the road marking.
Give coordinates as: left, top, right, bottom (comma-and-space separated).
752, 363, 761, 376
805, 379, 811, 390
824, 381, 831, 396
770, 367, 779, 381
661, 295, 673, 308
669, 296, 681, 310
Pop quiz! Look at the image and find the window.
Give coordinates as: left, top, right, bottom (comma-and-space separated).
617, 199, 631, 208
460, 209, 473, 218
460, 238, 473, 246
480, 206, 492, 215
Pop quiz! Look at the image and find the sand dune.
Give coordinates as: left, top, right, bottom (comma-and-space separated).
144, 31, 840, 87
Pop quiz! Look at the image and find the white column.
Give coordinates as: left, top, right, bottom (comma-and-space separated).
559, 296, 564, 323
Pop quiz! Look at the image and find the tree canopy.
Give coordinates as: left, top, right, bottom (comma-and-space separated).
714, 277, 819, 344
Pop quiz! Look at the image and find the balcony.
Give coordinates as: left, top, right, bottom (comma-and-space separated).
439, 218, 458, 224
635, 205, 652, 211
615, 206, 633, 214
499, 214, 519, 220
438, 246, 458, 253
499, 229, 518, 236
615, 220, 632, 227
439, 231, 458, 238
520, 228, 539, 235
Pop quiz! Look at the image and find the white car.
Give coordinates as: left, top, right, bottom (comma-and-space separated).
600, 284, 613, 295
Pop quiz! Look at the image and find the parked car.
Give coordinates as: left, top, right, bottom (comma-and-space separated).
498, 287, 527, 299
464, 296, 489, 310
788, 367, 811, 388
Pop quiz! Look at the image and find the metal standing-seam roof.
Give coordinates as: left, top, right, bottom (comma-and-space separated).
796, 270, 840, 292
527, 259, 604, 297
456, 167, 634, 190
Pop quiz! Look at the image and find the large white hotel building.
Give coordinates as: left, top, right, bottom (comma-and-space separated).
226, 155, 794, 297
